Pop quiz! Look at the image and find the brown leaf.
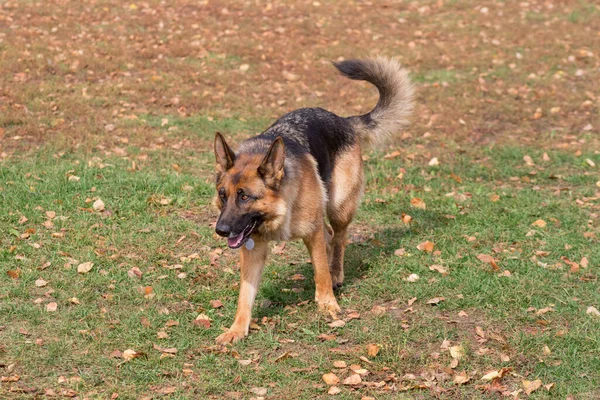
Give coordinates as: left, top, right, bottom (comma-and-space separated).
35, 278, 48, 287
210, 299, 223, 309
322, 373, 340, 385
384, 150, 401, 159
165, 320, 179, 327
427, 297, 445, 305
7, 269, 21, 279
46, 302, 58, 312
475, 326, 485, 338
586, 306, 600, 317
366, 344, 380, 357
522, 379, 542, 395
193, 314, 211, 329
416, 241, 434, 252
453, 371, 470, 385
92, 199, 105, 211
328, 320, 346, 328
394, 248, 406, 256
410, 197, 426, 209
127, 267, 142, 279
77, 262, 94, 274
429, 264, 448, 275
1, 375, 20, 382
333, 360, 346, 368
328, 386, 342, 395
156, 386, 176, 395
122, 349, 145, 361
531, 219, 547, 228
343, 374, 362, 385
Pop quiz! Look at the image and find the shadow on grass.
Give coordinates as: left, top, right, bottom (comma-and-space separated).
254, 210, 446, 318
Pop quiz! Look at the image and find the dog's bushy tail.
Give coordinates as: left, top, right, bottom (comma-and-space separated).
334, 57, 414, 148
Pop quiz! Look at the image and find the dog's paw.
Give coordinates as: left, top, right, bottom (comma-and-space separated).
215, 329, 245, 345
317, 297, 341, 317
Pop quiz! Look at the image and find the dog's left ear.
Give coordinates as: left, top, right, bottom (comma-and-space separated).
214, 132, 236, 171
258, 137, 285, 182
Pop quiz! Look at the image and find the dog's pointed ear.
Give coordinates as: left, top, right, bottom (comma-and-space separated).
258, 137, 285, 180
214, 132, 236, 171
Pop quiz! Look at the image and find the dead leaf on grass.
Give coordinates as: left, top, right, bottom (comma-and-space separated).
343, 374, 361, 385
46, 302, 57, 312
531, 219, 547, 228
322, 373, 340, 385
329, 320, 346, 328
586, 306, 600, 317
410, 197, 426, 209
417, 240, 434, 252
77, 262, 93, 274
522, 379, 542, 395
328, 386, 341, 395
429, 264, 448, 275
427, 297, 445, 305
35, 278, 48, 287
405, 273, 419, 282
366, 344, 380, 357
453, 371, 470, 385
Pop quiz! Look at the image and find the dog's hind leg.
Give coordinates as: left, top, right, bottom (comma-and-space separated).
327, 144, 365, 289
216, 239, 268, 344
303, 224, 341, 315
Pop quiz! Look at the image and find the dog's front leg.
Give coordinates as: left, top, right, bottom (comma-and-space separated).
304, 225, 341, 315
216, 240, 268, 344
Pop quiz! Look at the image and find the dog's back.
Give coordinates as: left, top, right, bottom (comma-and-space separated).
238, 57, 414, 186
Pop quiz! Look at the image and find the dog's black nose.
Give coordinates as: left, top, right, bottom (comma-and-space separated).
215, 222, 231, 237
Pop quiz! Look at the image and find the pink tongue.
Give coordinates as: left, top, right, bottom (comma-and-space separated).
227, 234, 243, 248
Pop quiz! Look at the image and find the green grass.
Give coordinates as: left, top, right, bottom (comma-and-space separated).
1, 121, 599, 399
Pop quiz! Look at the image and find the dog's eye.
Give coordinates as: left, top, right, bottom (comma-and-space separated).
241, 194, 249, 201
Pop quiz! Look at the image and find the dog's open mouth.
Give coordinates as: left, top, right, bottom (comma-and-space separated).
227, 221, 256, 249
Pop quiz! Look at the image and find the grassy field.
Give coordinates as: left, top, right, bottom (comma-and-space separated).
1, 0, 599, 399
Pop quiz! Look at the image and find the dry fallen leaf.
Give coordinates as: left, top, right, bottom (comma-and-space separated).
328, 386, 341, 395
405, 273, 419, 282
366, 343, 381, 357
476, 254, 500, 271
35, 278, 48, 287
429, 264, 448, 275
193, 313, 211, 328
531, 219, 547, 228
417, 241, 434, 252
322, 373, 340, 385
453, 371, 470, 385
427, 297, 445, 305
410, 197, 427, 209
46, 302, 58, 312
475, 326, 485, 338
250, 387, 267, 396
522, 379, 542, 395
127, 267, 142, 279
77, 262, 94, 274
333, 360, 347, 368
7, 269, 21, 279
92, 199, 105, 211
481, 367, 510, 381
450, 345, 464, 360
586, 306, 600, 317
210, 299, 223, 309
329, 320, 346, 328
122, 349, 144, 362
343, 374, 362, 385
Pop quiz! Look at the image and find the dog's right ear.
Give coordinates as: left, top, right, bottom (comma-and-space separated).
214, 132, 236, 171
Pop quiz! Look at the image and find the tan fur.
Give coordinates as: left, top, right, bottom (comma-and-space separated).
213, 56, 413, 344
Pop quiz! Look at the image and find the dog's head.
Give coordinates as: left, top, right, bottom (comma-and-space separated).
213, 132, 287, 248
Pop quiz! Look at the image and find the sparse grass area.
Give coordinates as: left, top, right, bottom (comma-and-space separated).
1, 0, 600, 399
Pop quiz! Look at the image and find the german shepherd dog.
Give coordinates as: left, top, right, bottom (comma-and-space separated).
213, 57, 413, 344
